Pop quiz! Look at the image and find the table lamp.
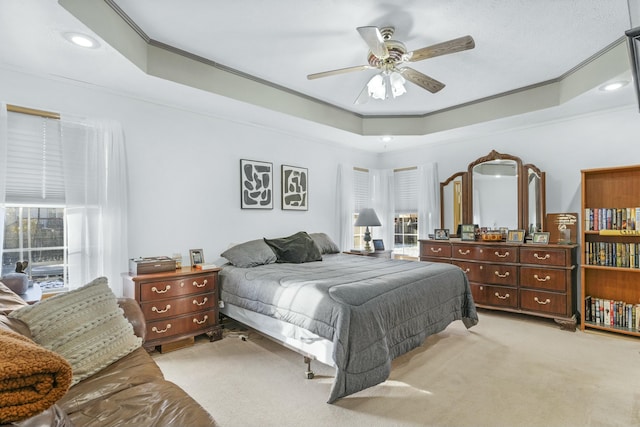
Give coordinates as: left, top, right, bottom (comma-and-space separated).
355, 208, 381, 252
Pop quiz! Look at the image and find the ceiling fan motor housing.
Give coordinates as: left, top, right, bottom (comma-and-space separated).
367, 39, 407, 68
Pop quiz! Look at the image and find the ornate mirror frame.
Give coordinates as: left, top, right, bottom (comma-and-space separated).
439, 150, 546, 236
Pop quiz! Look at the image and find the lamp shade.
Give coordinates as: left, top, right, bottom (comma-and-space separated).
354, 208, 381, 227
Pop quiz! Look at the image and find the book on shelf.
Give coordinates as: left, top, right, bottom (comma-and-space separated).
584, 207, 640, 232
584, 296, 640, 331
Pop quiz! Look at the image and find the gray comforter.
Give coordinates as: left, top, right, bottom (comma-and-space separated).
220, 253, 478, 403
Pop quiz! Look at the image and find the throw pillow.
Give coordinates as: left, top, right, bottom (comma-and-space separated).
0, 273, 29, 295
221, 239, 278, 268
0, 282, 28, 315
309, 232, 340, 254
264, 231, 323, 264
8, 277, 142, 386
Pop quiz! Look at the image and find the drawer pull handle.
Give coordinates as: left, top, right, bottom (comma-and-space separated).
192, 279, 208, 288
193, 297, 208, 306
463, 268, 470, 273
494, 251, 509, 258
193, 315, 209, 325
494, 271, 510, 278
430, 248, 442, 253
151, 285, 171, 294
458, 249, 470, 255
534, 297, 551, 305
494, 292, 510, 300
152, 304, 171, 313
534, 253, 550, 260
534, 274, 551, 282
152, 324, 172, 334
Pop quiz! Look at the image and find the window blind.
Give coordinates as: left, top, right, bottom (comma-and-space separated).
394, 168, 418, 214
353, 168, 369, 213
5, 111, 65, 204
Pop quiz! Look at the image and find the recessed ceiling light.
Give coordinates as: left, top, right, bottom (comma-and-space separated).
62, 32, 100, 49
599, 80, 628, 91
381, 136, 393, 142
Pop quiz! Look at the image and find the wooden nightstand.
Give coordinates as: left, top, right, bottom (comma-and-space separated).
343, 250, 393, 259
123, 267, 222, 352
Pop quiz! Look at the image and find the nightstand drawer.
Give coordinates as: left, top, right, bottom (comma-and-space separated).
146, 309, 217, 341
139, 274, 216, 301
141, 292, 216, 320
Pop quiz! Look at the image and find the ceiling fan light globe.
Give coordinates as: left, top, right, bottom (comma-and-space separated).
367, 74, 386, 100
390, 72, 407, 97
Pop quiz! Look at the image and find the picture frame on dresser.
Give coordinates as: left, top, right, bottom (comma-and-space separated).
434, 229, 450, 240
372, 239, 385, 251
189, 249, 204, 266
460, 224, 477, 241
506, 229, 525, 243
531, 232, 550, 244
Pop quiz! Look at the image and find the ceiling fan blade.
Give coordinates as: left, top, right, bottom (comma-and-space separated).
356, 26, 389, 59
307, 64, 373, 80
398, 68, 445, 93
408, 35, 475, 62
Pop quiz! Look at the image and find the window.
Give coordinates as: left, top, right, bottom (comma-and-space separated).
394, 168, 418, 258
1, 104, 128, 294
2, 206, 66, 289
352, 167, 370, 249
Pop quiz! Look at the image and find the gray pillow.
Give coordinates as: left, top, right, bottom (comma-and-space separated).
309, 232, 340, 254
1, 273, 29, 295
221, 239, 278, 268
264, 231, 323, 264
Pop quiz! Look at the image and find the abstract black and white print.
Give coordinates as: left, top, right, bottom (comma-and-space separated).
240, 159, 273, 209
281, 165, 308, 210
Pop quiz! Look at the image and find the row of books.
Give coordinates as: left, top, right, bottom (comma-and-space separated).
584, 242, 640, 268
584, 296, 640, 330
584, 207, 640, 231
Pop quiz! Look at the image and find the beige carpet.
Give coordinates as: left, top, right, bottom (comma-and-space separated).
153, 311, 640, 427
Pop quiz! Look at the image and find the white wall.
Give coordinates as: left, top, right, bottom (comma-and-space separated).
0, 68, 375, 271
377, 106, 640, 223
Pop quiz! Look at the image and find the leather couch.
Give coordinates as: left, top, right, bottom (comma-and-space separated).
0, 283, 217, 427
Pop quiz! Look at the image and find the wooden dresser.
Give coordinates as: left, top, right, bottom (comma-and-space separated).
123, 267, 222, 351
420, 239, 578, 330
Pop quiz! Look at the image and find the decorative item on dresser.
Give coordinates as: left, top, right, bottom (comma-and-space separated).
581, 165, 640, 338
123, 267, 222, 352
420, 239, 578, 330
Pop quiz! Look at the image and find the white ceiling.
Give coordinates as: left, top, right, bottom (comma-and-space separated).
0, 0, 638, 152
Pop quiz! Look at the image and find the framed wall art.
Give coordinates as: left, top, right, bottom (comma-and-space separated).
240, 159, 273, 209
281, 164, 308, 210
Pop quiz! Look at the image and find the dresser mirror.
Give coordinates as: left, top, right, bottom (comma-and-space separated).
439, 150, 546, 236
440, 172, 466, 236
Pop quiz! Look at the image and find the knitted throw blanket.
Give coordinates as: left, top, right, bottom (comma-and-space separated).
0, 329, 72, 424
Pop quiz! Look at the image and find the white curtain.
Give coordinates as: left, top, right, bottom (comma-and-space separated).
417, 163, 440, 239
336, 163, 354, 252
61, 117, 129, 295
0, 105, 7, 262
370, 169, 395, 249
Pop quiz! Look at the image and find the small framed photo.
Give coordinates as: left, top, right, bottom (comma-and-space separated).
373, 239, 385, 251
506, 230, 525, 243
531, 232, 550, 244
189, 249, 204, 266
460, 224, 477, 241
434, 229, 450, 240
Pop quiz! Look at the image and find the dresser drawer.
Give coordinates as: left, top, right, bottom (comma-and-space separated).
139, 273, 216, 301
519, 267, 568, 292
420, 241, 452, 258
146, 309, 217, 342
140, 292, 216, 321
452, 244, 518, 263
520, 247, 568, 267
519, 289, 568, 316
480, 263, 518, 286
452, 260, 483, 283
470, 283, 517, 309
451, 244, 483, 260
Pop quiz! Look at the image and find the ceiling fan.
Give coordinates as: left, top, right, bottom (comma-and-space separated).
307, 26, 475, 103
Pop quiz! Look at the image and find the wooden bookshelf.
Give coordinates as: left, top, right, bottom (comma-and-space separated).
581, 165, 640, 337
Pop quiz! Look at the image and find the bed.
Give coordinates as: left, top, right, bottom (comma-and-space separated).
218, 232, 478, 403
